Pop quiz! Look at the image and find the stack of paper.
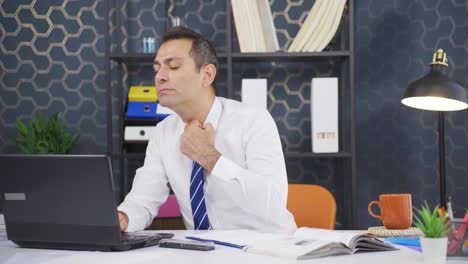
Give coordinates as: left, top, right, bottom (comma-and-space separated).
231, 0, 279, 52
288, 0, 347, 52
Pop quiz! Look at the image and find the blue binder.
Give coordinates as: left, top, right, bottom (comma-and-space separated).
127, 102, 172, 119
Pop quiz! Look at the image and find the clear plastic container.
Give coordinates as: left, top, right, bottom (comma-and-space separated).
447, 218, 468, 259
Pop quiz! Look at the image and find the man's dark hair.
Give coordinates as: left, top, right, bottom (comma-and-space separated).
161, 26, 218, 88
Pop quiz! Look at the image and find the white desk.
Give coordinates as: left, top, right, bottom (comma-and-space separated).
0, 230, 466, 264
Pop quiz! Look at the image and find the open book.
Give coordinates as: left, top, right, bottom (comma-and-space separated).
186, 228, 397, 260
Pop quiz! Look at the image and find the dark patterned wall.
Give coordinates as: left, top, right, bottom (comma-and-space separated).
356, 0, 468, 228
0, 0, 106, 154
1, 0, 466, 227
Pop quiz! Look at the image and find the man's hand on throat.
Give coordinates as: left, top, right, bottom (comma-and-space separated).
180, 120, 221, 173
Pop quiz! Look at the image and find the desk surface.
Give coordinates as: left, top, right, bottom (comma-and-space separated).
0, 230, 466, 264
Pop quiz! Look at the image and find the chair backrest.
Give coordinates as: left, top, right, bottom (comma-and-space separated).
287, 184, 336, 229
148, 194, 185, 230
156, 194, 182, 218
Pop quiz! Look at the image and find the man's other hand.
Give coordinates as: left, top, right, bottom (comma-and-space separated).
118, 211, 129, 232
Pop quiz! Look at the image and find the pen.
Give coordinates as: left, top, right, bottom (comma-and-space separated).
447, 200, 455, 232
185, 236, 245, 249
437, 207, 446, 218
447, 199, 454, 222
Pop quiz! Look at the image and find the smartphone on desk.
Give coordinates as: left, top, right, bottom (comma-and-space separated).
159, 238, 215, 251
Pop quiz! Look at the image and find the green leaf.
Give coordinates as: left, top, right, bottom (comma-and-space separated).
8, 112, 79, 154
413, 201, 449, 238
16, 118, 28, 137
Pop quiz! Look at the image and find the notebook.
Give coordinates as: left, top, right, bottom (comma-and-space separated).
0, 155, 173, 251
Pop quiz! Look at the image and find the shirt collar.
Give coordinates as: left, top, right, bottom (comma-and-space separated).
203, 96, 222, 130
176, 97, 222, 131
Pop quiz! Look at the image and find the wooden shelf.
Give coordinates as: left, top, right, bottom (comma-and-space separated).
120, 152, 146, 159
231, 51, 350, 62
110, 51, 349, 63
123, 140, 148, 144
124, 118, 160, 126
110, 52, 228, 63
110, 53, 156, 63
285, 152, 352, 158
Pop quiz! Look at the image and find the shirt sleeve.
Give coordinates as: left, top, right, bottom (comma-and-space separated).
117, 125, 171, 232
210, 109, 293, 230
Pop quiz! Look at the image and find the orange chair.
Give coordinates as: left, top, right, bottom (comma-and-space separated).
287, 184, 336, 229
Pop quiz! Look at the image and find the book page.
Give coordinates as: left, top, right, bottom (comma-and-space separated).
249, 0, 266, 52
244, 237, 340, 259
231, 0, 247, 52
256, 0, 279, 52
240, 0, 256, 52
294, 0, 329, 52
294, 227, 362, 247
352, 235, 397, 252
316, 0, 347, 51
288, 0, 324, 52
303, 0, 336, 52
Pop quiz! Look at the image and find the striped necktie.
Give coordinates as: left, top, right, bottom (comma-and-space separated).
190, 161, 210, 230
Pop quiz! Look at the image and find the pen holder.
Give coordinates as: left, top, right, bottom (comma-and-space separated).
447, 218, 468, 259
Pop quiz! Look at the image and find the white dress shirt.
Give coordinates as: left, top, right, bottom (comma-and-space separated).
118, 97, 297, 234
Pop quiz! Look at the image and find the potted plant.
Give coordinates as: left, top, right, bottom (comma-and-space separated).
414, 202, 450, 264
10, 112, 79, 154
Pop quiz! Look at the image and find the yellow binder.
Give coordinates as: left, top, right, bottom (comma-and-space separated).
128, 86, 157, 102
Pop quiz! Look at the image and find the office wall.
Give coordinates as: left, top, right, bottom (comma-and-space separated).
0, 0, 467, 226
355, 0, 468, 228
0, 0, 107, 154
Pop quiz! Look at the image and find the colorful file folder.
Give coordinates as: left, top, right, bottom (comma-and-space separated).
128, 86, 157, 102
127, 102, 173, 119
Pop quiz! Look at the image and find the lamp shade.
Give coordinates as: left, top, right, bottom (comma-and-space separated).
401, 49, 468, 111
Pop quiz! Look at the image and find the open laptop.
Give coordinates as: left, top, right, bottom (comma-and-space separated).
0, 154, 173, 251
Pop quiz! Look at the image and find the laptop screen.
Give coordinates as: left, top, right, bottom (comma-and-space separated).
0, 155, 121, 246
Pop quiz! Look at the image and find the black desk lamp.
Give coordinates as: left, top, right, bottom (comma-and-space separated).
401, 49, 467, 210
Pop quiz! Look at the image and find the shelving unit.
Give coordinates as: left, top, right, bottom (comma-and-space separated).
105, 0, 356, 228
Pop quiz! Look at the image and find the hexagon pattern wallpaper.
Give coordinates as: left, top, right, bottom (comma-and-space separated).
355, 0, 467, 228
0, 0, 467, 228
0, 0, 106, 154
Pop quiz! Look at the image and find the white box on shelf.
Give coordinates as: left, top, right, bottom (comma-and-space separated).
124, 126, 156, 141
242, 78, 267, 109
311, 77, 339, 153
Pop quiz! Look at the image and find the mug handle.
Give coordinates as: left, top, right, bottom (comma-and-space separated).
368, 201, 383, 220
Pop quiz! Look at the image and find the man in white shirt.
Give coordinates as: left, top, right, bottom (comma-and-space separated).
118, 27, 296, 234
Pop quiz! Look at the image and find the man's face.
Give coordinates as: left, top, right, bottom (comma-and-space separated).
153, 39, 203, 110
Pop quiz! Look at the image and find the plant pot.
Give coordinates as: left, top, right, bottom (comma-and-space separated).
420, 237, 448, 264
